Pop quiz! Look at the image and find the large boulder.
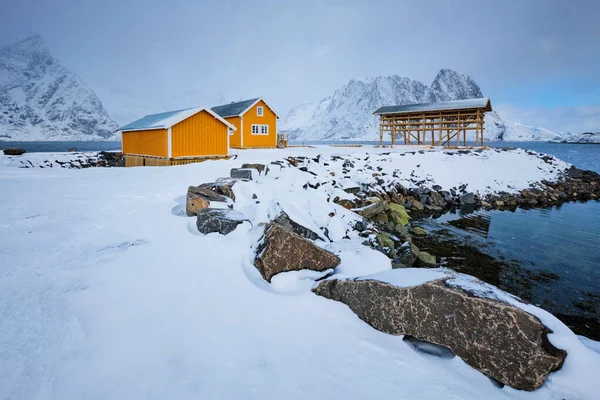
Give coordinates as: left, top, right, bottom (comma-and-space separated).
196, 208, 248, 235
273, 211, 323, 241
313, 277, 566, 391
254, 223, 341, 282
385, 202, 411, 226
186, 185, 228, 216
353, 201, 386, 219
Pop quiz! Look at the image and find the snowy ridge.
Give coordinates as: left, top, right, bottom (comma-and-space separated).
281, 69, 560, 142
0, 35, 118, 141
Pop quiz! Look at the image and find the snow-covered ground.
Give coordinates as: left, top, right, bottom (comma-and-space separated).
1, 146, 599, 399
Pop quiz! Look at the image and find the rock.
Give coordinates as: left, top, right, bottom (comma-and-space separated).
196, 208, 248, 235
495, 200, 505, 207
386, 202, 411, 226
343, 185, 361, 195
411, 243, 436, 267
334, 198, 355, 209
230, 168, 255, 180
354, 201, 386, 219
376, 233, 395, 250
459, 192, 476, 205
200, 179, 238, 201
392, 242, 416, 268
481, 201, 492, 209
375, 213, 389, 224
99, 151, 125, 167
429, 190, 446, 207
2, 148, 26, 155
411, 226, 429, 236
313, 277, 566, 391
241, 163, 266, 175
254, 223, 341, 282
411, 199, 424, 211
186, 185, 228, 216
394, 223, 410, 239
273, 211, 322, 241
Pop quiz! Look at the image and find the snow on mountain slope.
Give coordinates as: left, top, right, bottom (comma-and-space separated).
0, 35, 118, 141
484, 111, 562, 142
281, 69, 559, 142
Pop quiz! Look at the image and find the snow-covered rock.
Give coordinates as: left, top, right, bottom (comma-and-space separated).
557, 132, 600, 144
0, 35, 118, 141
281, 69, 559, 142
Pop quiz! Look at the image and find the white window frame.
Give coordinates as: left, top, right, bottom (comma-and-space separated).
251, 124, 269, 135
257, 106, 264, 116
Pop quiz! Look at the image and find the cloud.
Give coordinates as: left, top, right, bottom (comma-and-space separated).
496, 103, 600, 134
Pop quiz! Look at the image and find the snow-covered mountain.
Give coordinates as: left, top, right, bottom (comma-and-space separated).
0, 35, 118, 141
281, 69, 559, 142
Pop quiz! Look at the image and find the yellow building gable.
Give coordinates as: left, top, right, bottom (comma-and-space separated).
211, 98, 280, 149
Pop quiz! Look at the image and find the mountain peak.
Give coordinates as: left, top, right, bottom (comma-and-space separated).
281, 70, 557, 142
430, 68, 483, 102
1, 34, 47, 56
0, 35, 118, 141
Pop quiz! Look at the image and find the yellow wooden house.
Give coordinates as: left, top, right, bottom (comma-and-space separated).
211, 98, 281, 148
119, 107, 235, 166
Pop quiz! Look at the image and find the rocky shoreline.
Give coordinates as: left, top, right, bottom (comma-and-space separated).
277, 150, 600, 339
181, 155, 590, 391
0, 149, 124, 168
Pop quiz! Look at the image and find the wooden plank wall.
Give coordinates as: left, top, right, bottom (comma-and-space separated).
124, 154, 231, 167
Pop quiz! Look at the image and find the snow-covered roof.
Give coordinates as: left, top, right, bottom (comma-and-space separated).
211, 98, 281, 119
118, 107, 236, 132
373, 98, 492, 115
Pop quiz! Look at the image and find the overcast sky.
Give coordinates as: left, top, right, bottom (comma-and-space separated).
1, 0, 599, 132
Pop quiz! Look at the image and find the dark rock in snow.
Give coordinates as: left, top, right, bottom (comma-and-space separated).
196, 208, 248, 235
241, 163, 267, 175
313, 277, 566, 391
392, 242, 417, 268
230, 168, 255, 180
2, 148, 26, 155
273, 211, 323, 241
254, 223, 341, 282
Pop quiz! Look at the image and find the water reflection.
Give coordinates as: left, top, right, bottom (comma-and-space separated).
418, 200, 600, 339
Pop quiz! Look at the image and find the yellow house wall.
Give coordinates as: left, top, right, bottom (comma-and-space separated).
122, 129, 168, 157
225, 116, 242, 148
171, 110, 229, 157
241, 100, 277, 148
